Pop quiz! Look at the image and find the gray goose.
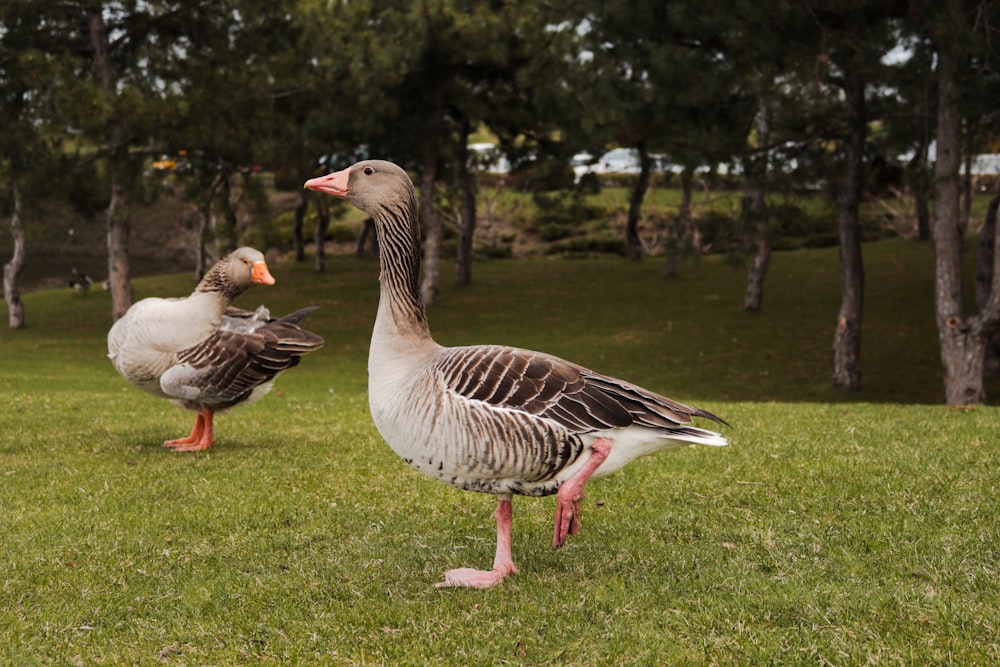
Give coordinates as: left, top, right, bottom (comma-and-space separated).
305, 161, 728, 588
107, 247, 324, 452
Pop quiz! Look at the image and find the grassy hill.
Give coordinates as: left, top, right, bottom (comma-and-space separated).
1, 242, 998, 664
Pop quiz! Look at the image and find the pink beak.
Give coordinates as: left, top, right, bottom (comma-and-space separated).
304, 168, 350, 197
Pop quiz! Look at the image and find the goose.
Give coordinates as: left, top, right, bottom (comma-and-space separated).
69, 272, 93, 293
107, 247, 324, 452
305, 160, 728, 588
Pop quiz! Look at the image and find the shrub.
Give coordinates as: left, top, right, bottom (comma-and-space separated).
327, 222, 358, 243
475, 242, 513, 259
244, 211, 298, 251
698, 210, 740, 254
770, 203, 839, 250
547, 233, 627, 257
532, 192, 609, 242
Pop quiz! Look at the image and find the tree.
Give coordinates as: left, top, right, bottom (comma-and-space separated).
327, 0, 581, 303
742, 101, 773, 312
295, 0, 400, 271
148, 1, 306, 276
726, 1, 821, 311
1, 2, 75, 328
2, 184, 26, 329
59, 1, 290, 316
579, 1, 754, 266
85, 2, 134, 321
976, 187, 1000, 378
454, 119, 476, 286
804, 3, 900, 392
1, 7, 34, 329
830, 58, 867, 391
882, 34, 936, 240
925, 0, 1000, 404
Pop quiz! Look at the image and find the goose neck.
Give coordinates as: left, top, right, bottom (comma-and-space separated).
372, 198, 432, 342
195, 264, 247, 301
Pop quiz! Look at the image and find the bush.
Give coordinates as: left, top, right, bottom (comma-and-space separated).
770, 203, 839, 250
698, 210, 740, 254
538, 222, 576, 241
547, 233, 626, 257
509, 157, 575, 191
532, 191, 609, 242
475, 242, 513, 260
243, 211, 298, 252
575, 172, 601, 196
327, 222, 358, 243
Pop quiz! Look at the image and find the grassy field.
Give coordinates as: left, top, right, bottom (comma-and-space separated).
1, 240, 998, 664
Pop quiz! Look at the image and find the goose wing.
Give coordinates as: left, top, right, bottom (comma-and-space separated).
435, 345, 726, 435
160, 309, 324, 407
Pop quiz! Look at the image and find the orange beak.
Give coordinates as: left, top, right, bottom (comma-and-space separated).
252, 260, 276, 285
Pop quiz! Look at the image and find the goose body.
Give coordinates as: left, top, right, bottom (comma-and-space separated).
69, 272, 93, 292
107, 248, 324, 452
306, 161, 727, 588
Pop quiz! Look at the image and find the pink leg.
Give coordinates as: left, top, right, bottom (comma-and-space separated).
553, 437, 612, 549
436, 495, 519, 589
164, 409, 216, 452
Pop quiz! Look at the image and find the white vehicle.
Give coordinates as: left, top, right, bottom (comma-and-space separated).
571, 152, 596, 182
574, 148, 672, 181
468, 143, 511, 174
597, 148, 643, 174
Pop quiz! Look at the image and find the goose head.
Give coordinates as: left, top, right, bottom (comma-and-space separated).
305, 160, 416, 222
196, 247, 276, 297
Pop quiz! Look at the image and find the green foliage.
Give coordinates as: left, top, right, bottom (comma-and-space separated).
1, 245, 998, 664
510, 157, 576, 192
327, 222, 360, 244
243, 207, 359, 254
697, 210, 740, 253
546, 233, 626, 257
531, 192, 609, 243
243, 211, 299, 252
474, 240, 514, 260
770, 202, 840, 250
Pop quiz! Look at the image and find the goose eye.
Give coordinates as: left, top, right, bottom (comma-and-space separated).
363, 166, 374, 175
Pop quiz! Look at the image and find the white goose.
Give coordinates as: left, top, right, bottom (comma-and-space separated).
306, 161, 728, 588
107, 247, 324, 452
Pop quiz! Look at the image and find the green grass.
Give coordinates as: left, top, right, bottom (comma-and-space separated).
1, 241, 998, 664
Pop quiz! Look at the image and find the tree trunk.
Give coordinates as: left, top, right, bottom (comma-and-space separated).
975, 188, 1000, 312
625, 142, 652, 261
743, 190, 771, 312
355, 218, 377, 258
195, 192, 211, 281
832, 67, 866, 392
664, 168, 692, 277
456, 121, 477, 285
293, 189, 308, 262
976, 188, 1000, 378
195, 173, 224, 280
907, 136, 931, 241
420, 162, 441, 306
90, 6, 132, 321
105, 174, 132, 321
960, 120, 973, 241
216, 170, 238, 255
930, 31, 999, 405
419, 83, 446, 307
314, 196, 330, 272
4, 182, 26, 329
744, 102, 772, 312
